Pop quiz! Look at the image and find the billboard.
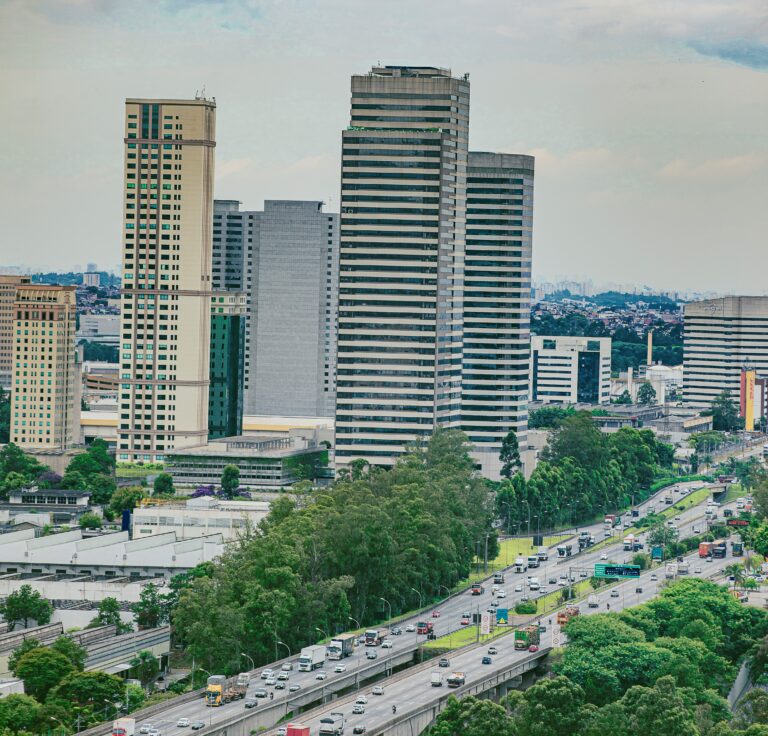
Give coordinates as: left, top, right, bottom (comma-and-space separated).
480, 612, 492, 636
495, 608, 509, 626
741, 369, 756, 431
594, 564, 641, 579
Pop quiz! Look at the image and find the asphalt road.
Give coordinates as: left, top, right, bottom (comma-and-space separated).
122, 479, 733, 736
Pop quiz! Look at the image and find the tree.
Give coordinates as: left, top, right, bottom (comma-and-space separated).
614, 390, 633, 405
0, 693, 41, 734
51, 636, 87, 671
528, 406, 574, 429
0, 584, 53, 630
707, 390, 742, 432
752, 522, 768, 558
90, 597, 132, 634
8, 638, 41, 676
734, 689, 768, 729
88, 473, 117, 505
428, 695, 514, 736
648, 523, 679, 548
130, 650, 159, 685
220, 465, 240, 498
499, 430, 521, 479
132, 583, 167, 629
14, 647, 74, 701
78, 511, 103, 530
620, 676, 699, 736
637, 383, 657, 405
510, 675, 591, 736
108, 486, 144, 517
1, 471, 28, 492
47, 671, 124, 714
0, 386, 10, 444
153, 473, 174, 496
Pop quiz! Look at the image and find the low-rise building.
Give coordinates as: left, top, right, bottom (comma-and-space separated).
164, 432, 329, 489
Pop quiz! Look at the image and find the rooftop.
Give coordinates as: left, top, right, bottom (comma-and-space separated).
165, 433, 322, 459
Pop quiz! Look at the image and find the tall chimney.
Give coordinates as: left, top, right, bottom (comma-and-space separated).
646, 329, 653, 366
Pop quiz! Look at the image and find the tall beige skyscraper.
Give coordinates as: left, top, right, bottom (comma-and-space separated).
118, 97, 216, 463
0, 274, 31, 387
11, 284, 78, 451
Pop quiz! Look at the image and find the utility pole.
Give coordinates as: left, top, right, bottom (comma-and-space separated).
484, 533, 489, 573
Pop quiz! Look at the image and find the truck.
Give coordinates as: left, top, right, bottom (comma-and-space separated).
556, 606, 580, 626
416, 621, 434, 635
364, 628, 388, 647
328, 633, 356, 660
664, 495, 673, 505
493, 572, 505, 584
471, 583, 485, 595
236, 672, 250, 687
587, 595, 599, 608
514, 624, 540, 649
699, 541, 714, 558
537, 547, 549, 561
557, 544, 573, 558
732, 541, 744, 556
446, 671, 466, 688
298, 645, 326, 671
431, 671, 444, 687
604, 514, 617, 528
112, 719, 135, 736
286, 725, 311, 736
623, 534, 640, 551
527, 555, 540, 568
205, 675, 228, 706
318, 712, 345, 736
712, 540, 728, 558
528, 577, 540, 591
222, 679, 247, 704
678, 561, 690, 575
665, 563, 678, 579
513, 557, 527, 573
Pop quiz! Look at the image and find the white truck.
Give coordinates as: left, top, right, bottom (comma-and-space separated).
678, 561, 690, 575
236, 672, 250, 687
587, 595, 599, 608
319, 712, 345, 735
537, 547, 549, 561
431, 671, 443, 687
112, 719, 135, 736
665, 563, 678, 579
526, 555, 540, 569
513, 557, 528, 573
528, 577, 541, 591
298, 645, 326, 672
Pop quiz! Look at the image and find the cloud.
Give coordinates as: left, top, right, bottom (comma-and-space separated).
658, 154, 766, 180
216, 157, 255, 178
689, 39, 768, 70
526, 147, 646, 179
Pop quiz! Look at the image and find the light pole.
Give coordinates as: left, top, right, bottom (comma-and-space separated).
276, 640, 291, 658
378, 596, 392, 625
240, 652, 255, 671
439, 584, 451, 599
315, 626, 329, 642
197, 666, 211, 689
410, 586, 423, 610
50, 717, 66, 736
348, 615, 360, 631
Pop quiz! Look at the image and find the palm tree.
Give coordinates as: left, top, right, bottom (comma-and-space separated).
724, 563, 745, 589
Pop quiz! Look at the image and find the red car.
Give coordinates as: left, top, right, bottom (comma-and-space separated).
528, 644, 539, 653
460, 617, 470, 626
432, 610, 441, 618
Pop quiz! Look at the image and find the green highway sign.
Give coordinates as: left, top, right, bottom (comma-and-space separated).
594, 564, 641, 579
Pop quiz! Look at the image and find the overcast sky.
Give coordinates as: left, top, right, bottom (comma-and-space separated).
0, 0, 766, 292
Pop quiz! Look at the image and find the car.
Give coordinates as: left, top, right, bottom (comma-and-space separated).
265, 676, 277, 685
694, 567, 702, 574
275, 681, 286, 690
148, 728, 159, 736
140, 726, 153, 735
177, 719, 191, 727
560, 573, 568, 580
610, 590, 620, 598
579, 571, 588, 578
352, 704, 365, 715
514, 584, 523, 592
438, 658, 450, 668
432, 610, 441, 618
651, 574, 658, 581
315, 671, 327, 681
353, 727, 367, 735
635, 587, 643, 594
260, 669, 274, 679
366, 650, 378, 660
693, 527, 701, 534
281, 662, 293, 671
521, 594, 529, 602
558, 579, 567, 587
253, 688, 268, 698
334, 664, 347, 673
548, 577, 557, 585
405, 624, 416, 632
381, 640, 393, 649
488, 646, 498, 655
490, 600, 499, 607
675, 516, 681, 521
289, 684, 301, 692
356, 695, 368, 704
191, 723, 205, 732
529, 644, 539, 652
276, 729, 287, 736
372, 685, 384, 695
460, 617, 470, 625
498, 589, 507, 598
482, 656, 492, 665
277, 671, 290, 680
539, 587, 548, 594
243, 699, 257, 710
599, 553, 607, 561
391, 626, 402, 636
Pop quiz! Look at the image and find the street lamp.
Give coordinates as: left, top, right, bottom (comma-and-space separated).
50, 717, 66, 736
240, 652, 255, 671
409, 587, 423, 609
439, 584, 451, 599
315, 626, 329, 642
378, 596, 392, 624
348, 616, 361, 631
276, 640, 291, 658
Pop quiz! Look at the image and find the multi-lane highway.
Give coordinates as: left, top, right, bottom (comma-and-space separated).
114, 479, 733, 736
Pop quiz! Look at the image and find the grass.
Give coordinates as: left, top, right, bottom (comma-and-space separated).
423, 622, 509, 650
116, 464, 160, 478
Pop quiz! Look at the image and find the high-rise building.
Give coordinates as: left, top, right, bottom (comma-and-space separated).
335, 65, 470, 467
118, 97, 216, 463
530, 335, 611, 405
11, 284, 78, 450
463, 153, 534, 477
0, 274, 31, 387
208, 291, 246, 438
684, 296, 768, 408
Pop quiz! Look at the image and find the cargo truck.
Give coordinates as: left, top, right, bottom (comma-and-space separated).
364, 628, 388, 647
678, 561, 690, 575
416, 621, 434, 635
319, 712, 345, 735
206, 675, 228, 706
471, 583, 485, 595
557, 544, 573, 558
665, 563, 677, 579
513, 557, 528, 573
556, 606, 580, 626
446, 671, 466, 688
431, 672, 443, 687
286, 725, 310, 736
236, 672, 250, 687
527, 555, 540, 568
112, 719, 135, 736
699, 541, 714, 558
298, 645, 326, 671
493, 572, 505, 584
537, 547, 549, 561
587, 595, 599, 608
528, 577, 540, 591
328, 633, 356, 660
732, 542, 744, 556
514, 624, 540, 649
712, 540, 727, 559
623, 534, 642, 552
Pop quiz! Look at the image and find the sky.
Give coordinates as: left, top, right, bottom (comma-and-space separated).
0, 0, 766, 292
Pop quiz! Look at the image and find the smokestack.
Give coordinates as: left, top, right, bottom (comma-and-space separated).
646, 329, 653, 366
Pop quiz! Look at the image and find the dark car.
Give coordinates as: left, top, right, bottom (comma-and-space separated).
244, 698, 257, 709
274, 681, 286, 690
438, 658, 450, 668
191, 723, 205, 732
635, 587, 643, 594
391, 626, 402, 636
482, 656, 492, 665
353, 727, 367, 735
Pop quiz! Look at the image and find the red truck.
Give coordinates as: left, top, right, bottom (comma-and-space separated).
416, 621, 434, 635
471, 583, 484, 595
699, 541, 714, 558
286, 725, 310, 736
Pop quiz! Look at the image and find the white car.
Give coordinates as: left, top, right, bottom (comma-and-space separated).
514, 584, 523, 592
177, 720, 190, 728
405, 624, 416, 632
140, 726, 152, 735
260, 669, 274, 679
497, 590, 506, 598
277, 729, 287, 736
600, 552, 608, 560
356, 695, 368, 704
277, 671, 290, 681
694, 567, 702, 573
381, 640, 393, 649
265, 676, 277, 686
372, 685, 384, 695
334, 664, 347, 673
693, 527, 701, 534
316, 671, 327, 680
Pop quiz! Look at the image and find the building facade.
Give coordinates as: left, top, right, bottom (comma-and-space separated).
462, 152, 534, 477
684, 297, 768, 409
208, 291, 246, 438
11, 285, 79, 450
118, 97, 216, 463
335, 65, 470, 467
0, 275, 31, 388
530, 335, 611, 405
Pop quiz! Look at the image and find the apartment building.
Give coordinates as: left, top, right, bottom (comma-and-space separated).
0, 275, 31, 387
118, 97, 216, 463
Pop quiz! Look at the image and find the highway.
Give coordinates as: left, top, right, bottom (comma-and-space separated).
116, 478, 733, 736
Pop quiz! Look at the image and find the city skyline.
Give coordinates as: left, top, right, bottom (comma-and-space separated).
1, 1, 766, 292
